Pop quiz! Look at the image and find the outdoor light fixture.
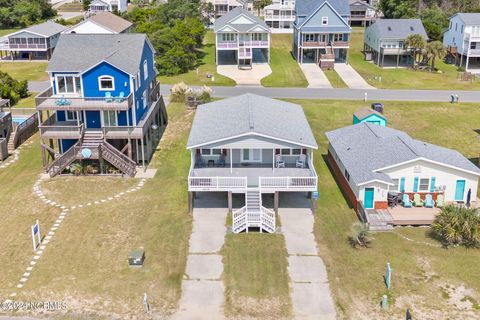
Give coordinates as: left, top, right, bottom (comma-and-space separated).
151, 124, 158, 131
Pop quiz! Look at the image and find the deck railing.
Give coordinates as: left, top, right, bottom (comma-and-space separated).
0, 42, 47, 50
188, 176, 247, 190
39, 114, 84, 138
302, 41, 349, 48
13, 112, 38, 148
259, 176, 317, 189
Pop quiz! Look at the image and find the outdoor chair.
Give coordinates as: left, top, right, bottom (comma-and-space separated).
413, 193, 423, 207
195, 154, 205, 168
115, 91, 125, 103
217, 155, 226, 167
436, 194, 444, 208
296, 154, 306, 168
402, 194, 412, 208
105, 92, 113, 103
424, 194, 435, 208
275, 154, 285, 168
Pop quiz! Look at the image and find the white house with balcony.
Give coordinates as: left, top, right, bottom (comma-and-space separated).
263, 0, 296, 32
0, 21, 67, 61
205, 0, 249, 20
186, 94, 318, 233
89, 0, 128, 13
443, 13, 480, 73
214, 7, 271, 66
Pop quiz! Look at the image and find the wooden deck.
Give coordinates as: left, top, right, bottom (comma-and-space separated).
366, 205, 440, 230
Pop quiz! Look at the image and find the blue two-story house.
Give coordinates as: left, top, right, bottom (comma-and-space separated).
35, 34, 167, 177
293, 0, 351, 69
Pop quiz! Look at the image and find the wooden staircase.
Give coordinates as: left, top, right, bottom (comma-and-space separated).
46, 131, 137, 178
319, 45, 335, 70
7, 130, 16, 153
232, 189, 276, 233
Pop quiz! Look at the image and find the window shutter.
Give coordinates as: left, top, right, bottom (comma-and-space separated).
196, 149, 200, 155
400, 177, 406, 192
413, 177, 419, 192
302, 148, 307, 155
275, 149, 280, 155
430, 177, 436, 192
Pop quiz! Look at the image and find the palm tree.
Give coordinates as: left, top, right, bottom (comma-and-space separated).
404, 34, 426, 68
425, 40, 447, 72
253, 0, 272, 16
431, 205, 480, 248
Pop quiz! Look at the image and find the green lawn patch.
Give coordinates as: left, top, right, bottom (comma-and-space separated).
261, 34, 308, 87
223, 233, 292, 318
324, 69, 348, 88
348, 31, 480, 90
57, 2, 84, 11
288, 99, 480, 318
0, 28, 20, 37
14, 94, 36, 109
158, 32, 236, 87
0, 62, 48, 81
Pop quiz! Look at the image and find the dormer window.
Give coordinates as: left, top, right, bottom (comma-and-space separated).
143, 60, 148, 80
98, 76, 114, 91
322, 17, 328, 25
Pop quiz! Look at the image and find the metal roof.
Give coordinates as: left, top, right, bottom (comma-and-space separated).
9, 21, 67, 38
214, 7, 269, 33
368, 19, 428, 40
47, 34, 149, 75
187, 94, 318, 149
326, 123, 480, 185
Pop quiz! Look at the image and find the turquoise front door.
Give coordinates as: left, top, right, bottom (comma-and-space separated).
455, 180, 466, 201
364, 188, 374, 209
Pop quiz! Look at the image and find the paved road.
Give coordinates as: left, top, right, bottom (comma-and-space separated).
160, 85, 480, 102
28, 81, 50, 93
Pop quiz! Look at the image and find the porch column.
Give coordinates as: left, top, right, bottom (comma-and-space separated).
76, 111, 80, 126
228, 191, 232, 213
230, 148, 232, 173
272, 149, 275, 172
396, 51, 400, 68
466, 55, 470, 71
141, 137, 146, 171
188, 191, 194, 214
274, 191, 279, 214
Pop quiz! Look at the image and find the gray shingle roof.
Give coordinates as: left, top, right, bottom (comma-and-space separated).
88, 12, 133, 33
19, 21, 67, 37
326, 123, 480, 185
349, 0, 375, 10
456, 13, 480, 25
295, 0, 350, 17
370, 19, 428, 39
214, 7, 268, 33
47, 34, 148, 75
187, 94, 318, 149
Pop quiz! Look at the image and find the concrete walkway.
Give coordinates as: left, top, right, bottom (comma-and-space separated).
334, 63, 375, 89
279, 194, 336, 320
299, 64, 332, 88
172, 193, 227, 320
217, 64, 272, 86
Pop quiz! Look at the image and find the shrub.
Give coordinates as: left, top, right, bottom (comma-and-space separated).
348, 222, 371, 248
431, 205, 480, 248
170, 82, 189, 102
0, 71, 28, 105
199, 85, 212, 103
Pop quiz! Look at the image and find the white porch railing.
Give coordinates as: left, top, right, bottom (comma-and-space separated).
240, 40, 269, 47
232, 206, 276, 233
217, 42, 238, 49
259, 176, 317, 189
188, 176, 247, 190
468, 49, 480, 55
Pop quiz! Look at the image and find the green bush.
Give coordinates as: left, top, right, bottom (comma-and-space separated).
0, 71, 28, 105
348, 222, 371, 248
431, 205, 480, 248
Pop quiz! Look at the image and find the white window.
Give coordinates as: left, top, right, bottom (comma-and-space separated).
252, 33, 263, 41
56, 75, 81, 94
103, 110, 118, 127
201, 149, 221, 155
419, 178, 430, 191
305, 34, 315, 42
136, 72, 140, 89
281, 149, 303, 156
222, 33, 234, 41
389, 179, 399, 192
142, 90, 147, 109
322, 17, 328, 25
242, 149, 261, 162
98, 76, 114, 91
143, 60, 148, 80
66, 111, 77, 121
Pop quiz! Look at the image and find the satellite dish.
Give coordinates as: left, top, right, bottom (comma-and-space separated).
81, 148, 92, 159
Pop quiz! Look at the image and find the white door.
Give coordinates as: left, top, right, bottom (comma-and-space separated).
242, 149, 261, 162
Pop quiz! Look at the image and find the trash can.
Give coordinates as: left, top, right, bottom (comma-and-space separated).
128, 249, 145, 267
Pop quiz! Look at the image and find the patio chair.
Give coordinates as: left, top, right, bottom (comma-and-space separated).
195, 154, 205, 168
296, 154, 306, 168
115, 91, 125, 103
402, 194, 412, 208
424, 194, 435, 208
275, 154, 285, 168
217, 155, 226, 167
105, 92, 113, 103
436, 194, 444, 208
413, 193, 423, 207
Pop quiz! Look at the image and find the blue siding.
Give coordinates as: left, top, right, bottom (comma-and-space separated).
302, 4, 350, 32
60, 139, 77, 153
134, 39, 156, 125
82, 62, 131, 98
118, 111, 127, 126
354, 114, 387, 127
56, 110, 66, 121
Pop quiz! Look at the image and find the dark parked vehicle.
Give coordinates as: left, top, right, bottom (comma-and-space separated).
371, 103, 384, 113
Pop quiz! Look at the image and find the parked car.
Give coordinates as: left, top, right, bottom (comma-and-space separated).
371, 102, 384, 113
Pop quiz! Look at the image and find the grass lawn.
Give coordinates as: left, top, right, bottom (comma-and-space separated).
324, 69, 348, 88
0, 28, 20, 37
0, 62, 48, 81
223, 233, 292, 318
57, 2, 84, 11
289, 99, 480, 319
261, 34, 308, 87
0, 102, 193, 318
157, 32, 236, 87
348, 31, 480, 90
14, 95, 36, 109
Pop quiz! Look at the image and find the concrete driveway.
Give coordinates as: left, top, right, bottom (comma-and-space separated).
335, 63, 375, 89
299, 64, 332, 88
217, 64, 272, 86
